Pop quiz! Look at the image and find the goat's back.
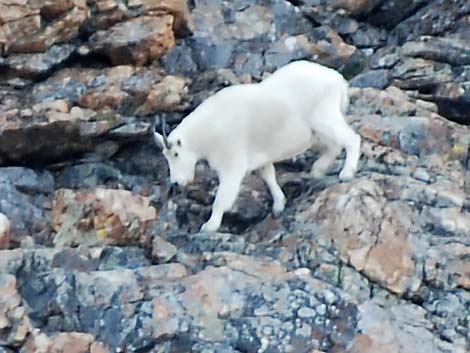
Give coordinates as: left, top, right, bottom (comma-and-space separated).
260, 60, 349, 118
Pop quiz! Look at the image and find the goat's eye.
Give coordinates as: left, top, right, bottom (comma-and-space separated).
174, 152, 179, 157
177, 139, 182, 146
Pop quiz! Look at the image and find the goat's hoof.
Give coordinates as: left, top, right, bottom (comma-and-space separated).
339, 169, 355, 181
200, 221, 219, 233
310, 167, 327, 179
272, 205, 285, 218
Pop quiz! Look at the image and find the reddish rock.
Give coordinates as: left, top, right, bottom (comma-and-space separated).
299, 178, 419, 294
23, 331, 96, 353
52, 188, 157, 247
88, 15, 176, 65
136, 75, 189, 114
3, 0, 89, 54
0, 274, 32, 347
127, 0, 193, 36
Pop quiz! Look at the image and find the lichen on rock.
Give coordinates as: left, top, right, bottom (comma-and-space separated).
0, 0, 469, 352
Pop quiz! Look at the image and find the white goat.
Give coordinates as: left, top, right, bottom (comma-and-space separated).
153, 60, 361, 232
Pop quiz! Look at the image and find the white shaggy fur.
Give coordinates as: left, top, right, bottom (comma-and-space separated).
153, 60, 361, 232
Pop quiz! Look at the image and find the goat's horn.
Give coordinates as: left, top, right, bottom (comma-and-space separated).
162, 116, 171, 149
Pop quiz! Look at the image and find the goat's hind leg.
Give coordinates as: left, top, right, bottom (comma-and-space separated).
337, 122, 361, 181
309, 110, 361, 181
310, 140, 342, 178
258, 163, 286, 217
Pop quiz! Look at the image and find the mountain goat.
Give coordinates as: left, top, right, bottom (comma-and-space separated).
153, 60, 361, 232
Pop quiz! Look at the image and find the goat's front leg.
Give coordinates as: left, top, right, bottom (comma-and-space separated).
200, 171, 244, 233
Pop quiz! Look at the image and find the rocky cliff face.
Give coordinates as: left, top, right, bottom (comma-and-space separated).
0, 0, 469, 352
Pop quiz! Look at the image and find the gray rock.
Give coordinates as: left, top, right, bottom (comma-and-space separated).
4, 44, 76, 78
351, 26, 387, 48
0, 167, 54, 245
401, 36, 470, 66
350, 69, 391, 89
370, 52, 400, 69
316, 304, 327, 316
152, 235, 178, 263
298, 307, 316, 318
431, 81, 470, 125
394, 0, 469, 43
368, 0, 428, 29
55, 162, 122, 189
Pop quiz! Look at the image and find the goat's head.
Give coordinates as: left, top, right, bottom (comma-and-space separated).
153, 119, 197, 187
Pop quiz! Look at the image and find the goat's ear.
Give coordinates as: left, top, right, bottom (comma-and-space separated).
152, 123, 165, 150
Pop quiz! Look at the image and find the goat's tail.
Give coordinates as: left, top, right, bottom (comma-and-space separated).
340, 80, 350, 116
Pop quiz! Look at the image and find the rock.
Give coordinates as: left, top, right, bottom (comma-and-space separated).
350, 25, 387, 48
3, 44, 76, 78
0, 274, 32, 348
401, 36, 470, 66
84, 0, 192, 37
332, 0, 383, 17
221, 19, 363, 78
0, 167, 54, 245
135, 75, 189, 115
0, 109, 120, 165
348, 86, 443, 119
88, 15, 176, 66
392, 57, 454, 91
168, 232, 254, 262
308, 26, 360, 70
2, 0, 88, 54
23, 331, 97, 353
179, 0, 316, 75
0, 212, 10, 249
130, 0, 193, 37
370, 51, 400, 69
0, 68, 128, 164
161, 41, 198, 74
348, 300, 468, 353
52, 188, 157, 247
298, 306, 316, 318
55, 162, 123, 189
14, 248, 358, 352
108, 119, 152, 139
350, 69, 391, 89
0, 64, 191, 164
367, 0, 428, 29
152, 235, 177, 263
427, 82, 470, 125
298, 178, 419, 295
33, 99, 70, 114
110, 141, 169, 183
1, 246, 153, 275
393, 0, 469, 43
354, 114, 470, 162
